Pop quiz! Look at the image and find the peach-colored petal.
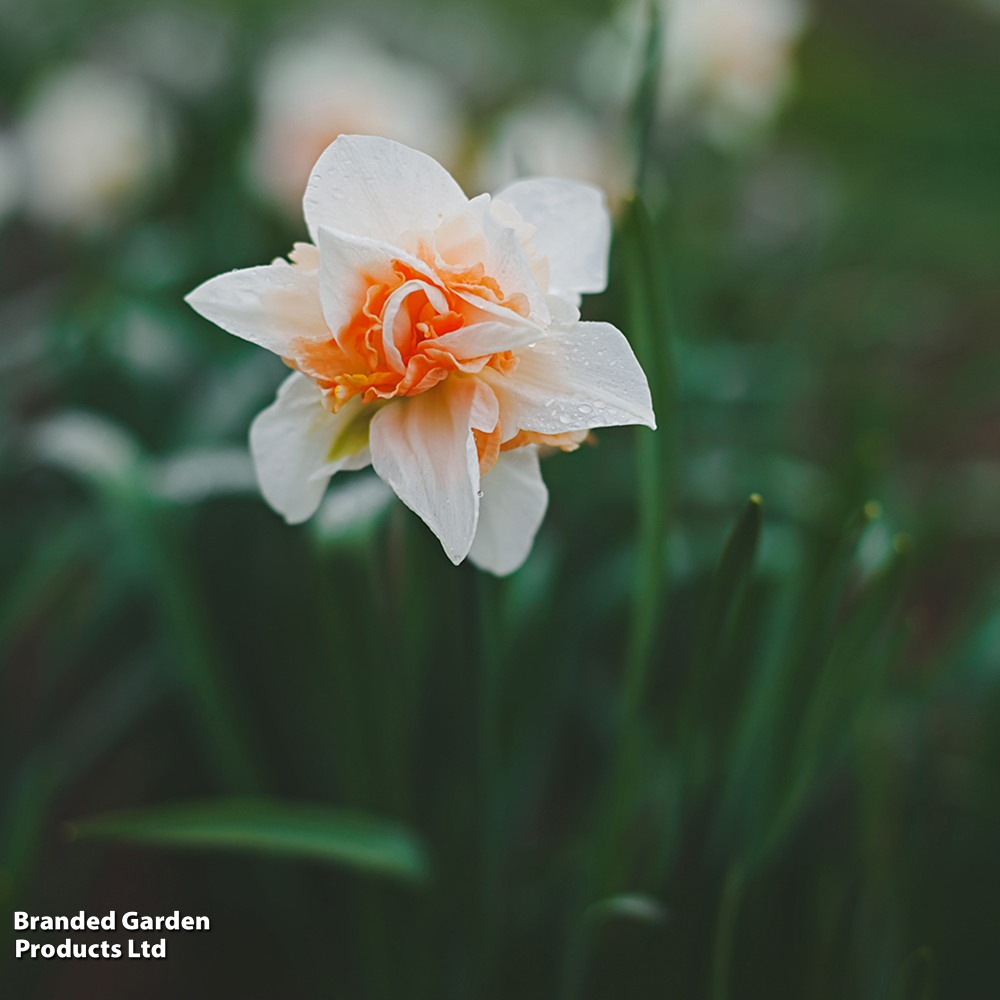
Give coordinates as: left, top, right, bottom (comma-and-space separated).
500, 429, 591, 453
369, 378, 498, 564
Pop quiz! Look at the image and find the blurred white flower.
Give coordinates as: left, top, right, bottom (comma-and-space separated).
99, 4, 232, 98
113, 305, 192, 381
153, 447, 257, 503
31, 411, 141, 485
581, 0, 807, 146
312, 473, 396, 544
19, 64, 172, 231
663, 0, 807, 140
249, 28, 462, 215
477, 97, 633, 211
32, 413, 259, 505
0, 131, 23, 223
187, 136, 655, 575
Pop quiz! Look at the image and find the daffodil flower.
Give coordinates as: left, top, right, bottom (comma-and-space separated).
250, 29, 461, 214
185, 135, 655, 575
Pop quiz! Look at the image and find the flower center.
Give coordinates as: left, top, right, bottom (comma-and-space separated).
285, 250, 522, 414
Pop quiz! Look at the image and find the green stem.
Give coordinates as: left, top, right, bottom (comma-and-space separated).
619, 195, 673, 743
128, 487, 259, 793
710, 862, 747, 1000
559, 197, 676, 1000
604, 198, 675, 885
477, 572, 504, 988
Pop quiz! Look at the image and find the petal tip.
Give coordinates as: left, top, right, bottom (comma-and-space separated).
182, 282, 206, 311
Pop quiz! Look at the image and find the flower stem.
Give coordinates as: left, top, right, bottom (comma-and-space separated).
710, 862, 747, 1000
133, 492, 260, 793
621, 195, 675, 731
558, 197, 677, 1000
477, 571, 504, 988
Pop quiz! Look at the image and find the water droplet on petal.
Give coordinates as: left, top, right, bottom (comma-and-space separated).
477, 490, 484, 498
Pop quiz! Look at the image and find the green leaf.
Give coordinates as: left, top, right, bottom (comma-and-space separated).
619, 194, 676, 722
66, 797, 430, 885
677, 494, 764, 743
712, 502, 888, 861
628, 0, 663, 193
1, 655, 164, 911
749, 504, 911, 864
592, 194, 677, 900
0, 519, 91, 678
710, 862, 748, 1000
889, 947, 935, 1000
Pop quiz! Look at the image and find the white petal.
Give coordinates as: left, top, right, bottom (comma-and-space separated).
453, 287, 548, 333
434, 194, 550, 325
369, 378, 499, 564
185, 261, 327, 355
304, 134, 468, 246
479, 320, 656, 439
249, 373, 371, 524
493, 178, 611, 298
468, 446, 549, 576
546, 293, 581, 325
316, 226, 394, 343
430, 320, 543, 361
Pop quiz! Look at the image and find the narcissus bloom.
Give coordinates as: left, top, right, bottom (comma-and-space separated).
477, 95, 632, 213
19, 64, 172, 230
186, 136, 655, 575
249, 29, 460, 214
581, 0, 807, 147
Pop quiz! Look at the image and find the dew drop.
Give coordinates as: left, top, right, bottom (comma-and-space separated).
477, 490, 484, 498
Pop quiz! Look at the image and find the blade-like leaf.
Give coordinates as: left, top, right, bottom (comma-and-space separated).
0, 519, 91, 678
629, 0, 663, 193
1, 654, 164, 936
736, 506, 911, 865
619, 194, 676, 722
67, 797, 430, 884
889, 947, 935, 1000
677, 494, 764, 743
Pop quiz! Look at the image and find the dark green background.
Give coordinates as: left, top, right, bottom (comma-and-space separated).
3, 0, 1000, 997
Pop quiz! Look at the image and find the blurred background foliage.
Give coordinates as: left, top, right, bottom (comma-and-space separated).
2, 0, 1000, 996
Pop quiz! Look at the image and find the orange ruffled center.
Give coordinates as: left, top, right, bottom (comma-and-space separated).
285, 250, 525, 415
